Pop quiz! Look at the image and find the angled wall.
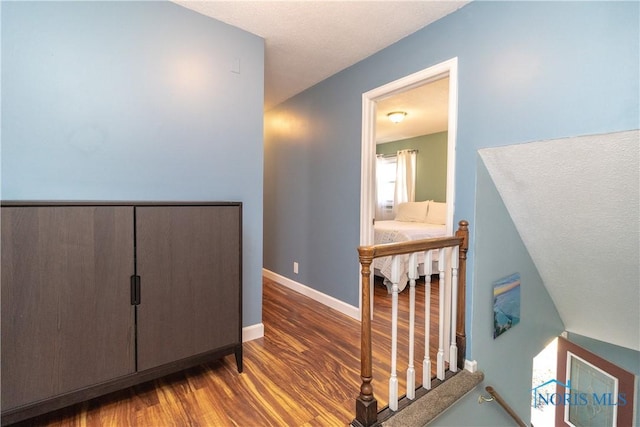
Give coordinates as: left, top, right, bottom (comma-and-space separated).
480, 130, 640, 351
432, 159, 565, 426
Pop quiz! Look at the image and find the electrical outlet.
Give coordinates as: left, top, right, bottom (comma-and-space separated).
293, 262, 299, 274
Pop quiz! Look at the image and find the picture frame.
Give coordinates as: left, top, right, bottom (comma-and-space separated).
555, 337, 635, 427
492, 273, 521, 339
565, 351, 618, 426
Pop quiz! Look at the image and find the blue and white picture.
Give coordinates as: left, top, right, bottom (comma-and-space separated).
493, 273, 521, 338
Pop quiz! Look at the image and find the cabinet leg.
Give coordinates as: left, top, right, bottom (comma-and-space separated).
234, 345, 243, 373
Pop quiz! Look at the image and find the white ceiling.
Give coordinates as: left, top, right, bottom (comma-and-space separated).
480, 130, 640, 351
376, 76, 449, 143
172, 1, 469, 111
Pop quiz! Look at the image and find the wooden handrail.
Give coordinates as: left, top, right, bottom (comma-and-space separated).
358, 236, 463, 259
481, 386, 528, 427
353, 220, 469, 427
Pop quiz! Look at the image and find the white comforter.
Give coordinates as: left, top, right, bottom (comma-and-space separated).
373, 220, 446, 292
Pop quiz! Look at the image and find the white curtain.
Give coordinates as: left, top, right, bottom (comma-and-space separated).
375, 155, 386, 220
376, 155, 398, 220
394, 149, 417, 208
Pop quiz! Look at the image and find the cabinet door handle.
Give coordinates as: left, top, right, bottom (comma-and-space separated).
131, 275, 141, 305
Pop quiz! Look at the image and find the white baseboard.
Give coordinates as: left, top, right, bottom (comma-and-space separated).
242, 323, 264, 342
464, 359, 478, 373
263, 268, 360, 320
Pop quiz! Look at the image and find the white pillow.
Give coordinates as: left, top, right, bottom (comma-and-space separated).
426, 201, 447, 225
395, 201, 429, 222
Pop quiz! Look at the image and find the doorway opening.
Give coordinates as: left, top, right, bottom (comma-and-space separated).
358, 58, 458, 346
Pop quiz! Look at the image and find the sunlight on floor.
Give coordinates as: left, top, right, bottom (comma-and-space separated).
531, 337, 558, 427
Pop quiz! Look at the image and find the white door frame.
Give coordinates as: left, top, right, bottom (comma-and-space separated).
358, 57, 459, 321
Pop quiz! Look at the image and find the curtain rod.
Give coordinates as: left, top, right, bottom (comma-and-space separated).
376, 149, 418, 158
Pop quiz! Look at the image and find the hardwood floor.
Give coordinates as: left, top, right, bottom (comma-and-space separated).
11, 275, 440, 427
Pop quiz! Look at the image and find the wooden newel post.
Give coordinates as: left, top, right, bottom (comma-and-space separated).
353, 247, 377, 427
455, 220, 468, 370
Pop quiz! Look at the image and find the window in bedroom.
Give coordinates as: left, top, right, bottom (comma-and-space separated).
376, 154, 397, 220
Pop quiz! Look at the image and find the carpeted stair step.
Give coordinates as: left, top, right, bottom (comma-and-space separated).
381, 370, 484, 427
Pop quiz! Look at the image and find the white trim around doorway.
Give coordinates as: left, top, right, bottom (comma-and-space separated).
358, 57, 459, 319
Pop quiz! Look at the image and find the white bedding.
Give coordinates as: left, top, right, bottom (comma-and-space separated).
374, 220, 447, 292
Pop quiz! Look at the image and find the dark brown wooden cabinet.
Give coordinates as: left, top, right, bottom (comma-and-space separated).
1, 206, 136, 411
0, 202, 242, 426
135, 206, 242, 371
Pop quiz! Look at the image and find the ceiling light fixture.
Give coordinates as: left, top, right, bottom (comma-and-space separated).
387, 111, 407, 124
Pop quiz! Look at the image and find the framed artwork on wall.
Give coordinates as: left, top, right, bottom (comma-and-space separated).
492, 273, 521, 339
565, 351, 618, 426
555, 337, 635, 427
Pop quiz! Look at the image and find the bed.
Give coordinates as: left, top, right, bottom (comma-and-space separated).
374, 200, 447, 293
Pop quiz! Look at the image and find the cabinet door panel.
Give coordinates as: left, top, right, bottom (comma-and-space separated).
136, 206, 241, 371
1, 207, 136, 410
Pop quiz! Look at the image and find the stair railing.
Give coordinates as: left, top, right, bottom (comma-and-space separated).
353, 220, 469, 427
479, 386, 529, 427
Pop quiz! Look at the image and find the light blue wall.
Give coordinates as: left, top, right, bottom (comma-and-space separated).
432, 159, 565, 426
264, 0, 639, 335
1, 1, 265, 326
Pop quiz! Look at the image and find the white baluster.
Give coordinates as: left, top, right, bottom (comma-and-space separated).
406, 252, 418, 400
389, 255, 400, 411
423, 250, 432, 389
437, 249, 446, 381
449, 246, 459, 372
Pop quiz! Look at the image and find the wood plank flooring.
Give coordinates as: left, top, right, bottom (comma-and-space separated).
11, 275, 441, 427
